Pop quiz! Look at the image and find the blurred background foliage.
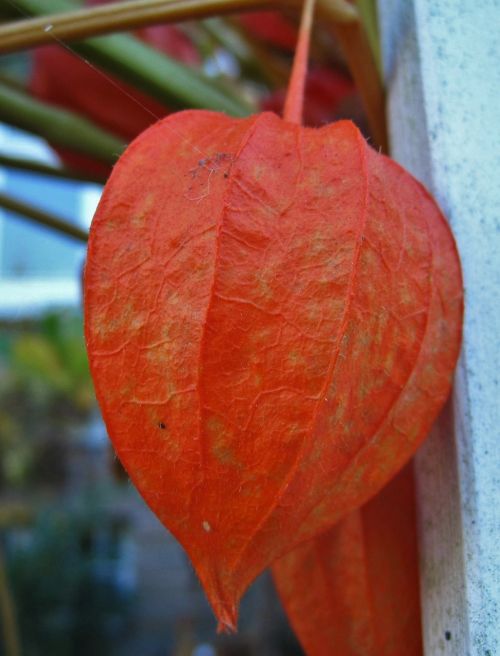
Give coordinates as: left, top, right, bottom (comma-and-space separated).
5, 508, 132, 656
0, 312, 93, 491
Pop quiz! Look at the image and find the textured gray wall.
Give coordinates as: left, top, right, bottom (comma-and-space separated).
378, 1, 500, 654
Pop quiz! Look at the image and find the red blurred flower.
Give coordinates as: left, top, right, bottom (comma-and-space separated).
237, 11, 298, 51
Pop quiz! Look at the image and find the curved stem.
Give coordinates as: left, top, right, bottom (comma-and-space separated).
283, 0, 317, 125
0, 0, 358, 55
0, 83, 124, 165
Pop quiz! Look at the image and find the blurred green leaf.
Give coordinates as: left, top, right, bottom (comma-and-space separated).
10, 0, 255, 116
78, 32, 255, 115
0, 82, 124, 164
0, 312, 95, 489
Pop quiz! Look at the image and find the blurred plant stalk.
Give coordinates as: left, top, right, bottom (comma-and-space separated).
0, 0, 358, 53
0, 154, 105, 185
0, 192, 89, 243
0, 81, 124, 164
0, 545, 21, 656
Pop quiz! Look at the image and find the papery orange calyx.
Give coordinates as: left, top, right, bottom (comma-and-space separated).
84, 0, 462, 630
273, 464, 423, 655
84, 106, 462, 626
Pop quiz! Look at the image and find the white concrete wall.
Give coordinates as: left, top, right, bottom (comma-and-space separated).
378, 1, 500, 654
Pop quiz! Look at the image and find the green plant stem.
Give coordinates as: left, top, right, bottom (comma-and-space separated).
0, 545, 21, 656
0, 154, 105, 184
0, 0, 358, 54
0, 192, 89, 243
0, 83, 124, 165
77, 33, 254, 115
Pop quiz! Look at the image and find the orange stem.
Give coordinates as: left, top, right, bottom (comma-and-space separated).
283, 0, 317, 125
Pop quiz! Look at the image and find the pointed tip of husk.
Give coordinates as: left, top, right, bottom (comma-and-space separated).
214, 604, 238, 634
196, 563, 241, 633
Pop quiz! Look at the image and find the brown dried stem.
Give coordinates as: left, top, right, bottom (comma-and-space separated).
0, 0, 357, 55
330, 17, 388, 152
0, 545, 21, 656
